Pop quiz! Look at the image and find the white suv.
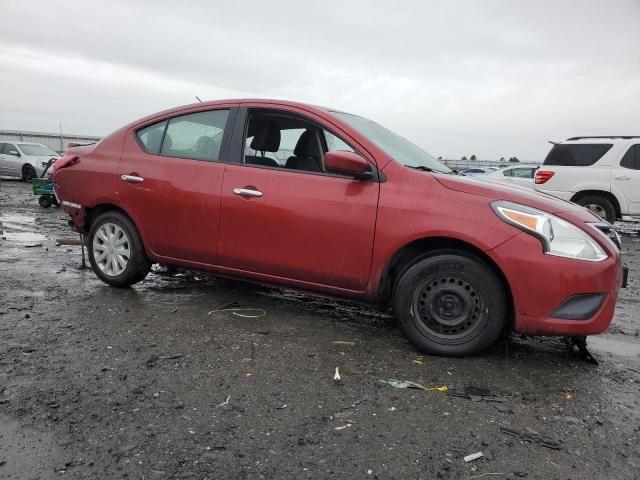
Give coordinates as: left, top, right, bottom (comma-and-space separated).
534, 136, 640, 223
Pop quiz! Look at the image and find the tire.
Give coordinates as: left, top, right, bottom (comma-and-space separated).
574, 195, 616, 223
38, 196, 53, 208
393, 251, 507, 357
87, 211, 151, 287
22, 164, 37, 182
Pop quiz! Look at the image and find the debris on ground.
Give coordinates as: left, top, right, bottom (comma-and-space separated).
463, 451, 484, 462
412, 359, 423, 365
563, 391, 574, 401
334, 367, 342, 381
218, 396, 230, 407
448, 386, 508, 403
333, 341, 355, 346
566, 336, 599, 364
208, 306, 267, 318
500, 426, 562, 450
381, 379, 448, 392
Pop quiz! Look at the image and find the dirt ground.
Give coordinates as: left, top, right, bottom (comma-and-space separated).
1, 179, 639, 479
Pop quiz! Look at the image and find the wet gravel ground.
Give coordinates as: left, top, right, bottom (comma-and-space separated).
1, 179, 639, 479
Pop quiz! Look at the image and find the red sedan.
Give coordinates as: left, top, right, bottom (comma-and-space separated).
52, 99, 626, 356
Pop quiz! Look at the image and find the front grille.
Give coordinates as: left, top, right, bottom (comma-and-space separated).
594, 223, 621, 250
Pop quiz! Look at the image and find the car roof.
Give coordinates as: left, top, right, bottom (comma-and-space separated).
560, 136, 640, 144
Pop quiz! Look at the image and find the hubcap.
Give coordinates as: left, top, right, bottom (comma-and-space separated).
584, 203, 606, 219
413, 275, 484, 341
92, 223, 130, 277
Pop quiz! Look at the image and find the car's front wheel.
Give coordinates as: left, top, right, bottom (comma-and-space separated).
393, 251, 507, 356
87, 211, 151, 287
22, 164, 37, 182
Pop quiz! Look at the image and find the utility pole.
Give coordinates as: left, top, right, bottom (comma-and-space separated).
59, 122, 64, 152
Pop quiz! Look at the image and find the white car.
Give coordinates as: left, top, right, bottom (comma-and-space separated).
484, 165, 539, 189
0, 142, 60, 181
534, 136, 640, 223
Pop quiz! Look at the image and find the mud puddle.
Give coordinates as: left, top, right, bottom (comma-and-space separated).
0, 212, 47, 244
588, 334, 640, 358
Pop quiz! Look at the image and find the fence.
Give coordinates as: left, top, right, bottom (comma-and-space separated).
0, 129, 102, 154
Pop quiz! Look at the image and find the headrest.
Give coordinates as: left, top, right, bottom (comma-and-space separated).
250, 121, 280, 152
294, 130, 315, 157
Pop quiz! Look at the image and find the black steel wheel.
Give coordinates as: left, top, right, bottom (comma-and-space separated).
22, 164, 37, 182
393, 251, 507, 356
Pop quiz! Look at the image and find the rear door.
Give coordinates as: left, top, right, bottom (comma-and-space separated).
217, 106, 379, 291
118, 105, 237, 264
613, 144, 640, 214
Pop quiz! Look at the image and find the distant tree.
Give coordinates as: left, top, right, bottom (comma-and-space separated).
499, 157, 505, 162
470, 154, 477, 161
461, 156, 467, 160
437, 156, 443, 160
509, 157, 520, 163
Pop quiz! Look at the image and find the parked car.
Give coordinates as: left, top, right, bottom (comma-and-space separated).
0, 142, 61, 181
51, 100, 627, 356
483, 164, 539, 189
535, 136, 640, 223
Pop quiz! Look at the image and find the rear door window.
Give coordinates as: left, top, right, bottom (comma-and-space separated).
543, 144, 612, 166
161, 110, 229, 161
137, 121, 168, 154
621, 145, 640, 170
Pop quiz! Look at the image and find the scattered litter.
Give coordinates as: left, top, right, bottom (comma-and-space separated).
464, 452, 484, 463
412, 359, 423, 365
208, 306, 266, 318
333, 341, 355, 346
388, 406, 396, 411
469, 473, 509, 479
218, 396, 230, 407
500, 426, 562, 450
55, 238, 83, 246
334, 367, 342, 381
159, 353, 183, 360
448, 386, 507, 403
381, 379, 448, 392
276, 404, 287, 409
563, 391, 574, 401
334, 424, 351, 430
245, 373, 252, 377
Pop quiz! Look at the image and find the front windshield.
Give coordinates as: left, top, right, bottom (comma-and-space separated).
332, 112, 451, 173
18, 144, 60, 157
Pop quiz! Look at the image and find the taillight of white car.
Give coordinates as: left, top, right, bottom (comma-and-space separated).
535, 170, 555, 184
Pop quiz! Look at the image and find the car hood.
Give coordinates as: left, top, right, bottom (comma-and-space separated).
433, 173, 584, 214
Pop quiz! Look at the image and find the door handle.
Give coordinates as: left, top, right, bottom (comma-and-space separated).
233, 187, 263, 198
121, 174, 144, 183
614, 175, 631, 180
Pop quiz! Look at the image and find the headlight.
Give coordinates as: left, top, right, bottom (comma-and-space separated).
492, 201, 607, 262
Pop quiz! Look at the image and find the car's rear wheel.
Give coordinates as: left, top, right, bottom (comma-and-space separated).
393, 251, 507, 356
22, 164, 37, 182
575, 195, 616, 223
87, 211, 151, 287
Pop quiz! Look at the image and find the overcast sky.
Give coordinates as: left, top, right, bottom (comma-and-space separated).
1, 0, 639, 162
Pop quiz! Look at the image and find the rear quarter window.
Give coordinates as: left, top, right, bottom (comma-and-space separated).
137, 121, 168, 154
543, 144, 612, 166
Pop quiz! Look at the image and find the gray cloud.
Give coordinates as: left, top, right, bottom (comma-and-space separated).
1, 0, 639, 161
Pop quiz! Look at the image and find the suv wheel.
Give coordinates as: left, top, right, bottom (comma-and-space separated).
87, 211, 151, 287
22, 164, 37, 182
393, 251, 507, 356
575, 195, 615, 223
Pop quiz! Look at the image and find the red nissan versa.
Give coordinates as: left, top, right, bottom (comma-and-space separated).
51, 99, 628, 356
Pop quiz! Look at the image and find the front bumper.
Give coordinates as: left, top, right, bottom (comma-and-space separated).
488, 231, 623, 336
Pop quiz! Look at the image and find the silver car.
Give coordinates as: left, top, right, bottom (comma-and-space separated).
0, 142, 60, 181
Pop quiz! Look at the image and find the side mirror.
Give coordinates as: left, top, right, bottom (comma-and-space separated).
8, 149, 20, 157
324, 151, 372, 179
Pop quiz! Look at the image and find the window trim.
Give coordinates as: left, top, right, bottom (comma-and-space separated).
133, 107, 237, 163
229, 107, 384, 182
